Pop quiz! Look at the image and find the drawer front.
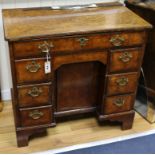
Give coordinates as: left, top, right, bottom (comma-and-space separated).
13, 31, 145, 58
20, 106, 52, 127
18, 84, 51, 107
109, 48, 142, 73
103, 94, 135, 114
106, 73, 139, 96
15, 59, 51, 84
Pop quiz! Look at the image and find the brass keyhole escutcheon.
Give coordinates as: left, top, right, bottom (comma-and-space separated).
38, 41, 54, 53
76, 37, 89, 47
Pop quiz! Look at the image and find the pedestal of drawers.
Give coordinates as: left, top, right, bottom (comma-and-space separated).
125, 0, 155, 123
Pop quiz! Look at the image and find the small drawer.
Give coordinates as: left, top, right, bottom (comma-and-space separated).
12, 31, 145, 58
106, 73, 139, 96
15, 58, 51, 84
109, 48, 143, 73
103, 94, 135, 114
20, 106, 53, 127
18, 83, 51, 107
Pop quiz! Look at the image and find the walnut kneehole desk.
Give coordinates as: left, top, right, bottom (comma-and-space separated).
2, 4, 152, 147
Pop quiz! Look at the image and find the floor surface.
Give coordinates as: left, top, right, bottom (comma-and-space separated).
0, 101, 155, 153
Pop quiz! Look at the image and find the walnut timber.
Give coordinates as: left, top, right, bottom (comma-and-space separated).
2, 3, 152, 147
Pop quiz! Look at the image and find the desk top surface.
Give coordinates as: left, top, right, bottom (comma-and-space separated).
2, 4, 152, 41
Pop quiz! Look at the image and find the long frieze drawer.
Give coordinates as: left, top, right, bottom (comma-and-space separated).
12, 31, 146, 58
106, 72, 139, 96
103, 94, 135, 114
109, 48, 143, 73
20, 106, 53, 127
17, 83, 51, 107
15, 58, 51, 84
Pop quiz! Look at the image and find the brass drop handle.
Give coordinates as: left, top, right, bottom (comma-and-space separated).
116, 77, 128, 86
110, 35, 125, 46
119, 52, 133, 63
28, 87, 42, 97
38, 41, 54, 53
26, 61, 41, 73
114, 98, 125, 107
29, 110, 44, 120
76, 37, 89, 47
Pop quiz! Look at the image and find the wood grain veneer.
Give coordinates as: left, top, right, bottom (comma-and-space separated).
2, 3, 152, 147
2, 6, 151, 41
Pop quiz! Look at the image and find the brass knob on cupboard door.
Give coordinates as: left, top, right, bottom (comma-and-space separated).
29, 110, 44, 120
119, 52, 133, 63
38, 41, 54, 53
26, 61, 41, 73
114, 98, 125, 107
110, 35, 125, 47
